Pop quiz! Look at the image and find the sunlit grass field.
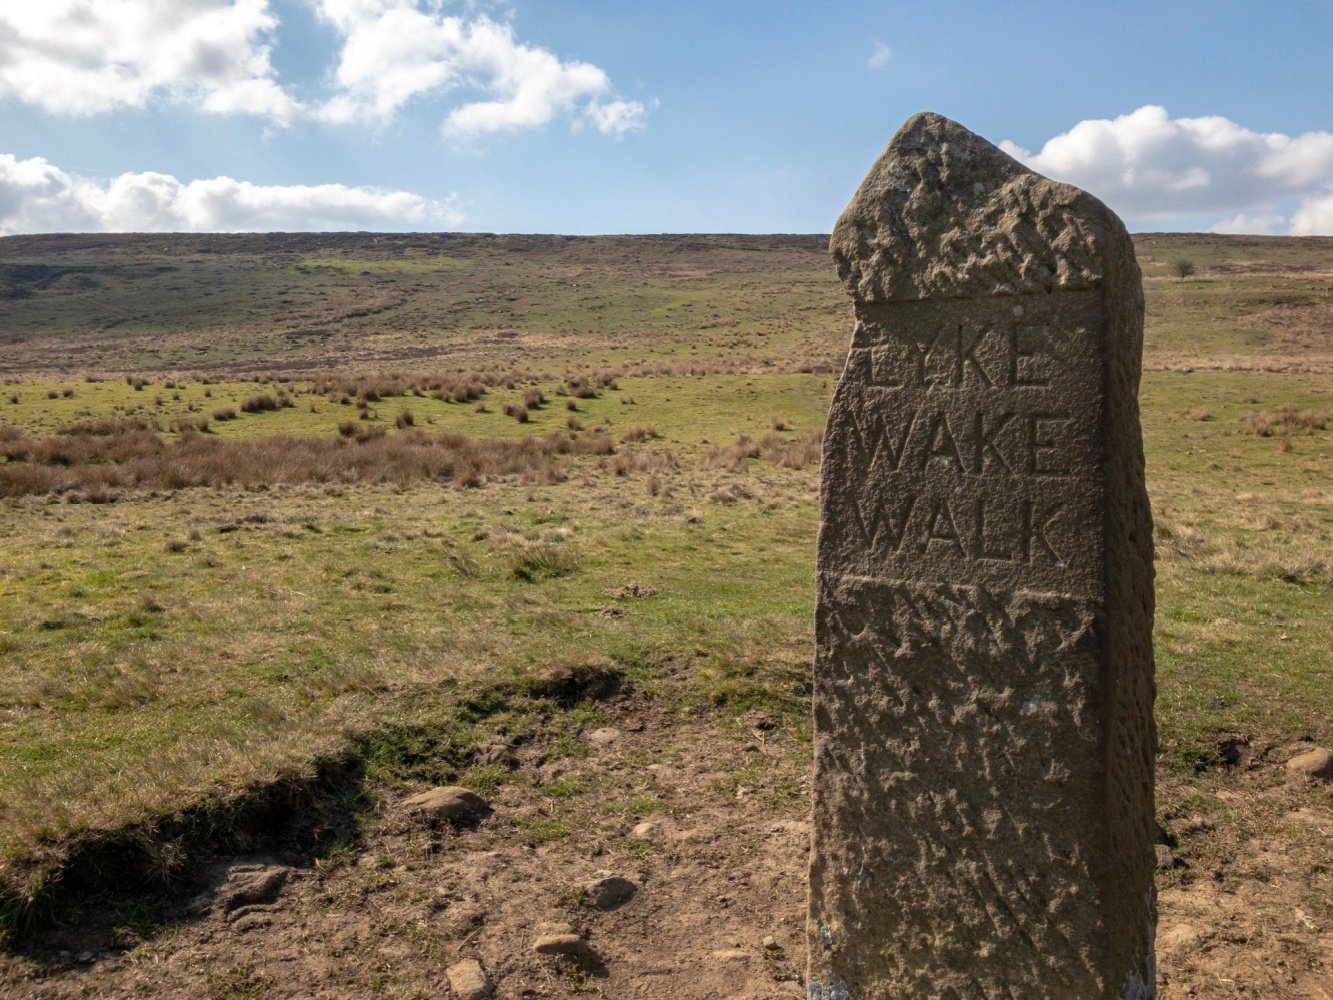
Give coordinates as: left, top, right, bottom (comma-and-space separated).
0, 231, 1330, 937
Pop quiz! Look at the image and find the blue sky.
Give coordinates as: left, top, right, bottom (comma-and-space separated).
2, 0, 1331, 235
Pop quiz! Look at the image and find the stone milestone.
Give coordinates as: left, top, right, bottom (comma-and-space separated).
807, 113, 1157, 999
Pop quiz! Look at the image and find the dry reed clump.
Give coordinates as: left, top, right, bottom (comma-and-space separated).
308, 369, 540, 406
58, 417, 159, 436
240, 393, 294, 414
761, 429, 822, 469
0, 426, 616, 498
621, 426, 660, 443
602, 447, 679, 478
510, 541, 580, 582
706, 435, 763, 471
565, 377, 600, 399
1239, 405, 1332, 436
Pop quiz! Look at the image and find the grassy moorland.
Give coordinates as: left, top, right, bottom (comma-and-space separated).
0, 232, 1331, 992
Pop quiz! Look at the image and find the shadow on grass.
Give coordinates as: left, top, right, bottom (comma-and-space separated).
0, 656, 636, 969
1, 751, 372, 968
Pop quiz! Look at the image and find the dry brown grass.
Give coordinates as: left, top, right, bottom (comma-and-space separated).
1238, 405, 1333, 436
761, 429, 822, 469
0, 425, 616, 498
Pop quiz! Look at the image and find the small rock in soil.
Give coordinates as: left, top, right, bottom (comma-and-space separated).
711, 948, 750, 962
583, 875, 637, 910
400, 786, 490, 825
587, 727, 621, 746
1287, 746, 1333, 781
446, 958, 493, 1000
533, 922, 590, 958
219, 865, 290, 912
629, 821, 660, 839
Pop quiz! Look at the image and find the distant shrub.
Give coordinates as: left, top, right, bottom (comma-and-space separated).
212, 407, 238, 422
395, 408, 415, 429
523, 388, 546, 409
1171, 258, 1197, 281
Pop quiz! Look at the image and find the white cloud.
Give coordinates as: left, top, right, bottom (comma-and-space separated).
0, 2, 648, 138
313, 2, 648, 137
1290, 190, 1333, 236
1207, 211, 1287, 236
583, 99, 649, 137
0, 0, 299, 123
868, 41, 892, 70
1001, 106, 1333, 234
0, 153, 462, 234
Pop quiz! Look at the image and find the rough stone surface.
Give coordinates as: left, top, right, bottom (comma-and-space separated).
1286, 746, 1333, 781
217, 865, 289, 913
583, 874, 638, 910
445, 958, 493, 1000
809, 112, 1157, 999
400, 786, 490, 825
532, 923, 590, 958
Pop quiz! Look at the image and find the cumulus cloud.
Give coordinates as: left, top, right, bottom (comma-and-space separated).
1001, 106, 1333, 235
0, 0, 299, 122
0, 153, 462, 234
868, 42, 892, 70
0, 2, 648, 138
313, 2, 648, 137
1289, 190, 1333, 236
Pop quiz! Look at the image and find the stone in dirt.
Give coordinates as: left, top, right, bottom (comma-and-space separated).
809, 112, 1156, 999
217, 865, 290, 913
1286, 746, 1333, 781
533, 922, 592, 958
400, 786, 490, 825
583, 874, 638, 910
445, 958, 493, 1000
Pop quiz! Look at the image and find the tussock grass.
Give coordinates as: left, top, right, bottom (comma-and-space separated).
1239, 404, 1333, 436
0, 426, 618, 498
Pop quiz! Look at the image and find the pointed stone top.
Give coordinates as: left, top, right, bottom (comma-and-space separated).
830, 112, 1130, 304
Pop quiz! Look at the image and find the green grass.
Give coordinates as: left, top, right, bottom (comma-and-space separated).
0, 231, 1330, 939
